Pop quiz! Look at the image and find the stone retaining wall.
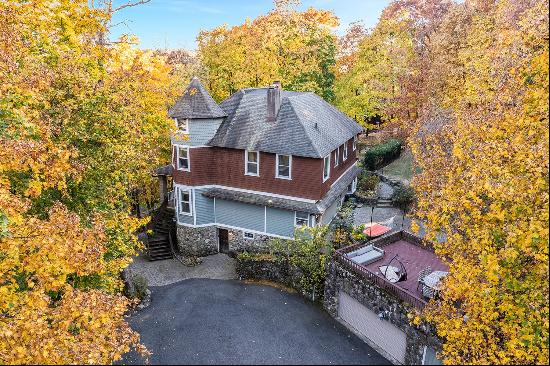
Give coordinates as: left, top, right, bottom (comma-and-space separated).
236, 256, 323, 302
323, 254, 442, 365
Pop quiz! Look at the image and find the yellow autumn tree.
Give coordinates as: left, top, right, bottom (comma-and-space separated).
0, 0, 178, 363
409, 0, 549, 364
197, 0, 338, 102
334, 0, 453, 132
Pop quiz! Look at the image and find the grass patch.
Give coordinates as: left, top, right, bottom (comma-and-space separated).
381, 150, 418, 181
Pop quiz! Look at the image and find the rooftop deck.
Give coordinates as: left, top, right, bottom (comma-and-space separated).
334, 231, 448, 308
363, 239, 448, 296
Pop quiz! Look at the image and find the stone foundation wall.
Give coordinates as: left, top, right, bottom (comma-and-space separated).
176, 225, 218, 257
176, 225, 282, 257
227, 229, 272, 253
323, 259, 442, 365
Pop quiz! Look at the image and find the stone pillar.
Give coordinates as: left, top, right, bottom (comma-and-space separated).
158, 175, 168, 202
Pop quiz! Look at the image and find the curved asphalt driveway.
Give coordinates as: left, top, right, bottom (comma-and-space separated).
121, 279, 389, 365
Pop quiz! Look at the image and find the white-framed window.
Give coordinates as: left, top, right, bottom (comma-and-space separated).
295, 212, 309, 227
276, 154, 292, 180
245, 150, 260, 176
174, 118, 189, 134
179, 189, 192, 216
343, 141, 348, 160
323, 154, 330, 182
353, 135, 357, 151
176, 146, 190, 171
334, 147, 339, 167
243, 232, 255, 240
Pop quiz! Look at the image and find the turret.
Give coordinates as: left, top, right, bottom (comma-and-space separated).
168, 77, 227, 146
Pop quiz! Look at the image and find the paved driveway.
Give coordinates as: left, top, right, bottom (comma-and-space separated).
121, 279, 389, 365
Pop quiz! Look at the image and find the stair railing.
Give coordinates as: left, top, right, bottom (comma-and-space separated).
168, 229, 187, 266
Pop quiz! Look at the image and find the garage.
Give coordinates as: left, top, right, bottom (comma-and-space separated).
338, 292, 407, 364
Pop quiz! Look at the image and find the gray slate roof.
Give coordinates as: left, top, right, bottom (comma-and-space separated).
169, 77, 227, 119
201, 165, 361, 214
208, 88, 363, 158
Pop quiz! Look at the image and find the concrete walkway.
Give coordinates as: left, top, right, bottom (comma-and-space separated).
377, 181, 395, 199
127, 253, 237, 286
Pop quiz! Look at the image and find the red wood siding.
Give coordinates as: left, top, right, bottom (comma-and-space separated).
321, 138, 357, 193
172, 137, 358, 201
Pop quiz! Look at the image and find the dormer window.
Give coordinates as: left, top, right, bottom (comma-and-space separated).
245, 150, 259, 176
343, 142, 348, 161
174, 118, 189, 134
334, 147, 339, 167
323, 154, 330, 182
276, 154, 292, 180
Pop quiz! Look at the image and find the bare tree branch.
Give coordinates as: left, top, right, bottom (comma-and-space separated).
112, 0, 151, 13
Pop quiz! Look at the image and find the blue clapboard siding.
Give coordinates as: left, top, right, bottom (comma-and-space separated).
320, 194, 343, 225
171, 118, 224, 147
215, 199, 264, 232
266, 207, 295, 238
195, 188, 215, 225
176, 187, 194, 225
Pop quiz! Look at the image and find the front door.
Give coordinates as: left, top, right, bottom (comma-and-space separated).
218, 228, 229, 253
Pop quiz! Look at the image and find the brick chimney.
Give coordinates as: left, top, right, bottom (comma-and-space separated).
267, 81, 281, 123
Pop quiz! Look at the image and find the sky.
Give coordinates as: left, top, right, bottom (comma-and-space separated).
110, 0, 390, 50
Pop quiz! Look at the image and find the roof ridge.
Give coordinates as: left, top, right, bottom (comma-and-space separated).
220, 91, 246, 145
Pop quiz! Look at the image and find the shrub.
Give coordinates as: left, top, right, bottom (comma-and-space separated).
237, 251, 276, 262
351, 224, 368, 242
269, 226, 333, 299
363, 139, 402, 170
329, 201, 355, 248
124, 274, 148, 300
391, 185, 416, 211
358, 172, 380, 193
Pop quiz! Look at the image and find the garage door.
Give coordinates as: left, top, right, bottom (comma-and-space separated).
338, 292, 407, 364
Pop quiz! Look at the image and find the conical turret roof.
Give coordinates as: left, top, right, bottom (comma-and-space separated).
168, 77, 227, 119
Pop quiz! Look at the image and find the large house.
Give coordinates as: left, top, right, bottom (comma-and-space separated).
161, 77, 363, 256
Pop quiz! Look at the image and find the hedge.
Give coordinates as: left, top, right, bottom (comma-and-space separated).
363, 139, 402, 170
